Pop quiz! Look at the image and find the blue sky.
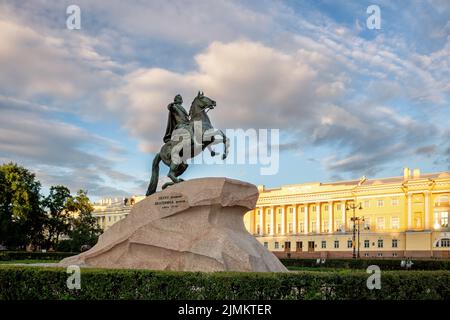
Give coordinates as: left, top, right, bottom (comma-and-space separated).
0, 0, 449, 200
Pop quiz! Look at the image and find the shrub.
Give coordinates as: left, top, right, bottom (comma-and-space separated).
280, 258, 450, 270
0, 266, 448, 300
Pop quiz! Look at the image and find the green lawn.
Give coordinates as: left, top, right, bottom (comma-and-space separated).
0, 260, 59, 264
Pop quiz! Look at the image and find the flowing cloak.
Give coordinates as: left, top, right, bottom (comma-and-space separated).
163, 103, 189, 143
163, 110, 175, 143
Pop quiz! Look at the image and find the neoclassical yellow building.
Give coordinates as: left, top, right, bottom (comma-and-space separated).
92, 195, 145, 230
244, 168, 450, 259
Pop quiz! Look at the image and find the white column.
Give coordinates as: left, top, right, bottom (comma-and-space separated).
259, 207, 263, 235
281, 206, 285, 235
328, 201, 333, 233
434, 211, 439, 229
292, 206, 297, 234
424, 192, 430, 229
407, 194, 412, 229
341, 201, 346, 231
304, 205, 309, 234
316, 203, 321, 233
270, 206, 275, 235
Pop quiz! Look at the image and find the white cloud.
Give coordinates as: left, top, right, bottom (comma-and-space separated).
0, 0, 449, 186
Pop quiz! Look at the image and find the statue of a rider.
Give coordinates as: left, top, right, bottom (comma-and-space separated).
163, 94, 190, 143
145, 91, 229, 196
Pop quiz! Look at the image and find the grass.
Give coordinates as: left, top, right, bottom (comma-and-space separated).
0, 260, 59, 264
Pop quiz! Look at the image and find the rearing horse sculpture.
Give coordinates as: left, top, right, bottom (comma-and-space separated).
146, 92, 229, 196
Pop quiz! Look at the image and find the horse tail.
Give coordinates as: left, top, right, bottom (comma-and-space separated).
222, 130, 230, 159
146, 153, 161, 196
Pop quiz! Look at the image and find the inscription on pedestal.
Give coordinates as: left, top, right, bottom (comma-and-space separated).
154, 192, 188, 212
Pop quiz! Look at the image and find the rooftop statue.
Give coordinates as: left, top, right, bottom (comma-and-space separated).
145, 91, 229, 196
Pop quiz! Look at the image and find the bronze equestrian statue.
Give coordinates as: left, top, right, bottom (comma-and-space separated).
146, 91, 229, 196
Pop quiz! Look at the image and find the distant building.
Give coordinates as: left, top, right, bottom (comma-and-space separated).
244, 168, 450, 259
92, 195, 145, 230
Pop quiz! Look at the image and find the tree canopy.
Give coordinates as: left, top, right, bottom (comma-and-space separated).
0, 162, 102, 251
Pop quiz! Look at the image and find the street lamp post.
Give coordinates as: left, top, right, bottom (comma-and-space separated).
357, 216, 365, 258
347, 202, 362, 259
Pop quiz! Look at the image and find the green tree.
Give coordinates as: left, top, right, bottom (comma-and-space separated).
42, 185, 72, 250
65, 190, 102, 252
0, 162, 45, 249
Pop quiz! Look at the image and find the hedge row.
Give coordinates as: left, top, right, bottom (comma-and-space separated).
0, 251, 77, 261
280, 258, 450, 270
0, 266, 449, 300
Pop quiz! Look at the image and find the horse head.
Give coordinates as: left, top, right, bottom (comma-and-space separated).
189, 91, 216, 119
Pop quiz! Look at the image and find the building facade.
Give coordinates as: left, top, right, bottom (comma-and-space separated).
92, 196, 145, 230
243, 168, 450, 259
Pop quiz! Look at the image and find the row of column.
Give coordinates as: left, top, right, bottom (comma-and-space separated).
255, 191, 432, 235
255, 201, 348, 236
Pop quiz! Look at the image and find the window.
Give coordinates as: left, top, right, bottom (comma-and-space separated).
323, 220, 329, 233
267, 224, 271, 234
300, 207, 305, 213
347, 240, 353, 249
267, 209, 271, 215
336, 204, 342, 211
391, 217, 400, 229
440, 238, 450, 247
311, 223, 316, 233
364, 253, 369, 257
321, 241, 326, 249
415, 215, 422, 228
108, 216, 111, 222
263, 242, 268, 248
296, 241, 303, 250
289, 207, 293, 213
392, 239, 398, 248
364, 200, 370, 208
277, 208, 281, 214
437, 195, 449, 205
299, 223, 304, 233
312, 206, 316, 212
277, 224, 281, 234
324, 205, 329, 211
392, 252, 398, 257
441, 212, 449, 228
274, 242, 279, 249
364, 217, 371, 230
288, 223, 293, 233
392, 198, 400, 206
377, 200, 384, 207
335, 220, 342, 232
378, 239, 384, 248
364, 240, 370, 248
377, 253, 383, 257
334, 240, 339, 248
376, 217, 385, 230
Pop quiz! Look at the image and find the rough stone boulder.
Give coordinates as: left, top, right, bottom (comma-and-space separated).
60, 178, 287, 272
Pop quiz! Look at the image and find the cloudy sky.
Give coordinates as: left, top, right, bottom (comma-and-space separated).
0, 0, 449, 199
